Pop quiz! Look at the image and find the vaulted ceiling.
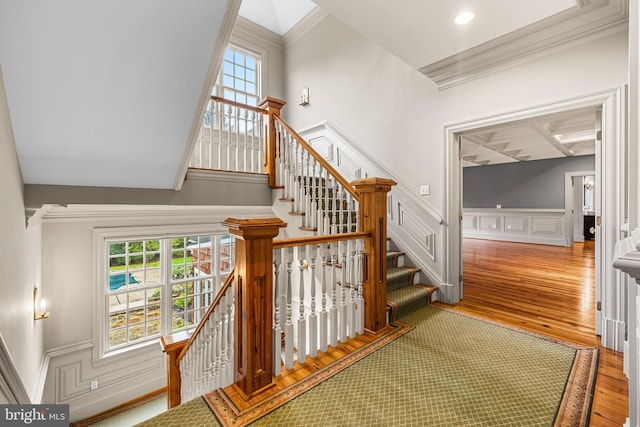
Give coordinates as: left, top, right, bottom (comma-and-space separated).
0, 0, 628, 188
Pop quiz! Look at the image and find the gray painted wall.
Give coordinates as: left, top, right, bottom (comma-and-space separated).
463, 155, 595, 209
24, 171, 272, 211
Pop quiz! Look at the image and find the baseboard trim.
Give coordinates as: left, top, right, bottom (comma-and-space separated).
69, 387, 166, 427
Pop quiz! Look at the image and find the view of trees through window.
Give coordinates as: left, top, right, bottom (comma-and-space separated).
106, 234, 234, 351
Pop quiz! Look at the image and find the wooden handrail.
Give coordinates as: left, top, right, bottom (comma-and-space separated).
176, 268, 235, 365
273, 231, 370, 249
274, 116, 359, 200
211, 95, 265, 114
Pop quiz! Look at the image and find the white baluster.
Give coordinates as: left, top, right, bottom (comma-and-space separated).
304, 152, 311, 228
339, 241, 348, 343
348, 240, 357, 339
224, 286, 234, 385
284, 247, 294, 369
329, 244, 338, 347
308, 244, 318, 358
297, 245, 307, 363
242, 108, 248, 172
311, 159, 317, 230
272, 248, 282, 375
234, 106, 240, 171
319, 243, 328, 352
356, 241, 365, 334
216, 101, 223, 170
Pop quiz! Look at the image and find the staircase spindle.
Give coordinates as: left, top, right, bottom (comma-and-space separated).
284, 247, 294, 369
297, 245, 307, 363
339, 241, 348, 342
329, 244, 338, 347
308, 244, 318, 358
348, 240, 357, 339
356, 241, 365, 334
311, 159, 318, 230
273, 248, 282, 375
319, 243, 328, 352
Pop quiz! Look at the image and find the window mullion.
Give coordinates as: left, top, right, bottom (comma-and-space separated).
161, 238, 172, 335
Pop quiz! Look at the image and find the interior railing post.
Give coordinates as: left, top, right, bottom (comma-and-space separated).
259, 97, 286, 188
160, 331, 190, 409
352, 178, 397, 333
222, 217, 287, 400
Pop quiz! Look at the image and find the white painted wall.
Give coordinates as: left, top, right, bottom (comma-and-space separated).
0, 66, 44, 402
282, 15, 628, 218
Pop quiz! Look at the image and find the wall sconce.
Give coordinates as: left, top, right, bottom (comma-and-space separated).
34, 287, 49, 320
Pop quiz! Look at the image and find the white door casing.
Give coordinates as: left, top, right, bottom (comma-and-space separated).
444, 87, 626, 350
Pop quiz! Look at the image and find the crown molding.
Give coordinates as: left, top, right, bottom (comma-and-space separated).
232, 15, 283, 50
282, 7, 329, 48
420, 0, 628, 90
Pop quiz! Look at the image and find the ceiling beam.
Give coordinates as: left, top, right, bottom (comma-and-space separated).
462, 134, 526, 162
527, 122, 575, 157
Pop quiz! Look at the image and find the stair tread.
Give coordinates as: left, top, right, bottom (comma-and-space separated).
387, 284, 437, 320
387, 266, 420, 292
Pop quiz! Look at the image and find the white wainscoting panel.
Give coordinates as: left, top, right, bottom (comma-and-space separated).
463, 208, 567, 246
42, 341, 165, 422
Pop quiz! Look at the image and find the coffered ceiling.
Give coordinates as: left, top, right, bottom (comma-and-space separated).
460, 109, 597, 167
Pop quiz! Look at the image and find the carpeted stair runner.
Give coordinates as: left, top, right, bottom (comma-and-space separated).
386, 250, 437, 322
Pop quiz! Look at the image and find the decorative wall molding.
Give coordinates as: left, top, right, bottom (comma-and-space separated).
299, 121, 445, 289
43, 340, 165, 421
28, 204, 274, 225
420, 0, 628, 90
0, 333, 31, 404
463, 208, 567, 246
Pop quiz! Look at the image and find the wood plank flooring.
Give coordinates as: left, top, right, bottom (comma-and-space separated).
432, 238, 628, 426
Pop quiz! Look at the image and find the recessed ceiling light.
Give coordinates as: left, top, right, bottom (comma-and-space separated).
455, 10, 475, 25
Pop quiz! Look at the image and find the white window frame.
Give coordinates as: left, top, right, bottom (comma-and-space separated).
93, 223, 231, 361
214, 43, 264, 104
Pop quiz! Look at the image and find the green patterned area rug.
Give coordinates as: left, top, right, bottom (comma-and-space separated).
137, 306, 597, 427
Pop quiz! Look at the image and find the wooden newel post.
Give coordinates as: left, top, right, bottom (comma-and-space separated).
352, 178, 397, 333
160, 331, 190, 409
259, 97, 286, 188
222, 217, 287, 400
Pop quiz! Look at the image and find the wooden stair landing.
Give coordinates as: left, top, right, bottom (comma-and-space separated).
204, 322, 413, 426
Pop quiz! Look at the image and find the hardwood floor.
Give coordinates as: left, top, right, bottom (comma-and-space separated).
433, 238, 628, 426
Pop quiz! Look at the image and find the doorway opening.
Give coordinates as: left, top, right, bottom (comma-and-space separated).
443, 88, 626, 350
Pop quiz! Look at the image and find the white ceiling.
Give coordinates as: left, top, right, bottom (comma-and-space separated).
308, 0, 577, 69
239, 0, 316, 36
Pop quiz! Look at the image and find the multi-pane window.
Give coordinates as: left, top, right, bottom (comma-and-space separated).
105, 234, 234, 352
219, 46, 260, 106
204, 46, 262, 129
